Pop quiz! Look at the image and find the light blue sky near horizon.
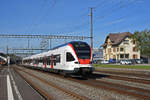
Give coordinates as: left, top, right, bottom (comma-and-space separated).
0, 0, 150, 53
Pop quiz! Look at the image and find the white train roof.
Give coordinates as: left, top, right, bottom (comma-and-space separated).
23, 50, 52, 60
23, 41, 89, 60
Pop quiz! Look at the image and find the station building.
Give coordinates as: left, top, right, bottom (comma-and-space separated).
102, 32, 140, 61
92, 48, 103, 63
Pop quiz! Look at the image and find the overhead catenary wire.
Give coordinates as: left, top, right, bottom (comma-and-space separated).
65, 0, 123, 34
24, 0, 50, 34
94, 0, 137, 21
24, 0, 59, 35
95, 0, 115, 9
23, 0, 58, 50
67, 0, 137, 39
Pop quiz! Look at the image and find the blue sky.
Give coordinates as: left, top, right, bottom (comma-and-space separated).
0, 0, 150, 53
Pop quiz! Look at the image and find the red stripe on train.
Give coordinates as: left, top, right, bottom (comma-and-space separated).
50, 55, 53, 69
79, 59, 90, 64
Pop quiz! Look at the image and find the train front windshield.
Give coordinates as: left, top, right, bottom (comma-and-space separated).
71, 42, 91, 59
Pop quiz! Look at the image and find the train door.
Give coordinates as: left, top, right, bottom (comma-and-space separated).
44, 56, 47, 68
50, 54, 54, 69
62, 50, 66, 69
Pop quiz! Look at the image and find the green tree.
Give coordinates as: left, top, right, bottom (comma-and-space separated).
132, 30, 150, 63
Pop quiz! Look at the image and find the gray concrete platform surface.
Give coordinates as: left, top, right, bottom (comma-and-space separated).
0, 75, 7, 100
0, 66, 44, 100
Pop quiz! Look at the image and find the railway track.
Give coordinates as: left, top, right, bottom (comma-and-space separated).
57, 71, 150, 100
63, 75, 150, 100
14, 65, 150, 100
89, 79, 150, 99
95, 70, 150, 79
14, 67, 89, 100
92, 73, 150, 85
14, 66, 125, 100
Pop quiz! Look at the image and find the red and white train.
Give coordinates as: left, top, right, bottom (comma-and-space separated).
0, 53, 7, 65
22, 41, 94, 76
0, 56, 7, 65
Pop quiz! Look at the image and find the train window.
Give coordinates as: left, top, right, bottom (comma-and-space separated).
43, 57, 45, 64
55, 55, 60, 63
66, 52, 75, 62
38, 58, 40, 63
46, 57, 49, 65
46, 56, 51, 65
71, 42, 91, 59
35, 59, 38, 64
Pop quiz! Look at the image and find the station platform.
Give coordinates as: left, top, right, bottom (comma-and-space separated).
0, 66, 44, 100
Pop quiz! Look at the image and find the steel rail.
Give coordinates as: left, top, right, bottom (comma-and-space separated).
95, 70, 150, 79
70, 78, 150, 100
96, 73, 150, 85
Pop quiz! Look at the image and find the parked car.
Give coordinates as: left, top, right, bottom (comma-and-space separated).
108, 59, 116, 63
126, 60, 133, 65
120, 60, 126, 65
120, 60, 132, 65
130, 59, 142, 64
135, 59, 142, 64
101, 60, 109, 64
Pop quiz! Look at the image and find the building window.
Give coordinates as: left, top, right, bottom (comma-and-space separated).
124, 40, 129, 44
133, 40, 136, 44
125, 54, 129, 58
133, 47, 138, 52
117, 54, 119, 59
113, 55, 116, 59
120, 54, 124, 58
117, 48, 119, 52
133, 47, 135, 52
133, 54, 138, 59
113, 48, 116, 52
108, 48, 111, 53
120, 48, 124, 52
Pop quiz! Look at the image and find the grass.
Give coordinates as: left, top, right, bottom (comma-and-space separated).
94, 64, 150, 70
